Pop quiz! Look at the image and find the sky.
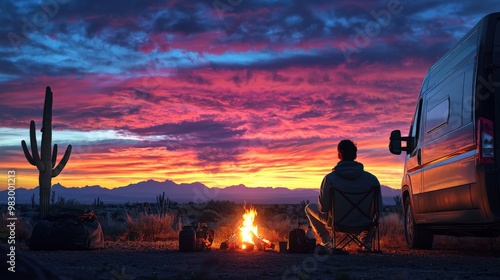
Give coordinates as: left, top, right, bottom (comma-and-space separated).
0, 0, 498, 191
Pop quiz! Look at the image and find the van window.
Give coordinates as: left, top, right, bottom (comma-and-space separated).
409, 99, 423, 153
426, 98, 450, 134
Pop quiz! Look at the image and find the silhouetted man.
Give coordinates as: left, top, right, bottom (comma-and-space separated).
305, 139, 382, 251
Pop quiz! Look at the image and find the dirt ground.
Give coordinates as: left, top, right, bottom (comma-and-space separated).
5, 241, 500, 280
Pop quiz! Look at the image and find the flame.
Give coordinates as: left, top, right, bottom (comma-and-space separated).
239, 206, 258, 246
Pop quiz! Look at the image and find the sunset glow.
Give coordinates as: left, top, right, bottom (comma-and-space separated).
0, 1, 497, 193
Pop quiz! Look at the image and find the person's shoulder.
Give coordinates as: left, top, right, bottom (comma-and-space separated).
323, 171, 336, 180
362, 170, 380, 183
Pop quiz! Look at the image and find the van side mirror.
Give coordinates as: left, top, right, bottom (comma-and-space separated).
389, 130, 413, 155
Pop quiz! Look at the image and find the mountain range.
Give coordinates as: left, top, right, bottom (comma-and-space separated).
1, 180, 400, 205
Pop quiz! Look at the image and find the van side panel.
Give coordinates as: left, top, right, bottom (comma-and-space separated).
420, 58, 476, 214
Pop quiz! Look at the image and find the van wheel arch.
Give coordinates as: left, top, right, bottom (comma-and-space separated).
403, 195, 434, 249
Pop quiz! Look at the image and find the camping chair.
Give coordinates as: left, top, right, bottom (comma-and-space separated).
329, 184, 381, 253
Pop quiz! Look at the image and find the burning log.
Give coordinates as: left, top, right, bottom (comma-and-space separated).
250, 231, 263, 251
219, 232, 275, 251
257, 236, 275, 250
219, 205, 275, 251
220, 233, 239, 250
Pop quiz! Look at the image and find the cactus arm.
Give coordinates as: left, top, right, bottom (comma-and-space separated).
52, 145, 72, 177
21, 140, 35, 165
52, 144, 58, 168
28, 120, 45, 172
29, 121, 41, 162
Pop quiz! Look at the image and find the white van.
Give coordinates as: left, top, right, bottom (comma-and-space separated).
389, 12, 500, 249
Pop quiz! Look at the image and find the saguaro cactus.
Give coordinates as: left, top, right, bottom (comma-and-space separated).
21, 86, 72, 218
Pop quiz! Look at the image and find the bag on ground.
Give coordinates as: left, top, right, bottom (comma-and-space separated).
28, 209, 105, 250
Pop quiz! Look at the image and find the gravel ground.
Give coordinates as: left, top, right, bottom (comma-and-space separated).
3, 241, 500, 280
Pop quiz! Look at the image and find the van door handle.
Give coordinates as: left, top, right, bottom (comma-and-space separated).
417, 149, 422, 165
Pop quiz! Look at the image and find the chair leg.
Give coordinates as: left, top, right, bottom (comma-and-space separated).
332, 228, 381, 254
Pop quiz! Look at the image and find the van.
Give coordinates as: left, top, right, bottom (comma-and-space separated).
389, 12, 500, 249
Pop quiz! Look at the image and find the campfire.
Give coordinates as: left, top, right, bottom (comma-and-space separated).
220, 206, 275, 251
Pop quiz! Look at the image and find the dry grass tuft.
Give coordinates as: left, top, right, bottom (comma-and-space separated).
100, 214, 127, 241
259, 214, 298, 244
378, 213, 406, 249
121, 211, 177, 242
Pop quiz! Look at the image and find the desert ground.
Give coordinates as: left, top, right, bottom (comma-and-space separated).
9, 240, 500, 280
2, 203, 500, 279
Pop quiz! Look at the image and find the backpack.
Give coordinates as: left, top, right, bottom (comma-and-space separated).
28, 209, 105, 250
288, 228, 306, 253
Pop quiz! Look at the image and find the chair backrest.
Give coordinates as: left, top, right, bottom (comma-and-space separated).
330, 184, 380, 230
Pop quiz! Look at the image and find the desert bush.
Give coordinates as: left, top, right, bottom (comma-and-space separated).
174, 200, 239, 227
378, 212, 405, 248
212, 225, 234, 247
210, 211, 240, 246
0, 212, 33, 241
100, 214, 127, 241
111, 208, 127, 222
259, 214, 298, 244
122, 211, 177, 241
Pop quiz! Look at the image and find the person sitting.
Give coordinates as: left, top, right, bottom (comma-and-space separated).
305, 139, 383, 251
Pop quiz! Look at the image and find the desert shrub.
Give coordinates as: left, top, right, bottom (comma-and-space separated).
100, 213, 127, 241
92, 209, 108, 222
174, 201, 239, 227
196, 208, 226, 223
186, 200, 238, 223
210, 211, 240, 246
382, 204, 403, 218
259, 214, 297, 244
393, 195, 402, 208
122, 211, 177, 241
212, 225, 235, 247
0, 212, 33, 241
378, 212, 405, 248
111, 208, 127, 222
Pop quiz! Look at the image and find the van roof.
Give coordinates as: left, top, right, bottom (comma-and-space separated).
419, 12, 500, 96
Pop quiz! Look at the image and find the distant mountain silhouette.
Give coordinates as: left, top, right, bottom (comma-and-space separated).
1, 180, 400, 205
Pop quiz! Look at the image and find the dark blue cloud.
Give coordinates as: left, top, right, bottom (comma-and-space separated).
1, 0, 497, 80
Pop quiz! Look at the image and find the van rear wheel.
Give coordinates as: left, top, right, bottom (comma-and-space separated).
404, 197, 433, 249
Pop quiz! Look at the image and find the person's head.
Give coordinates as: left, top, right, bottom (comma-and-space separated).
337, 139, 357, 161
